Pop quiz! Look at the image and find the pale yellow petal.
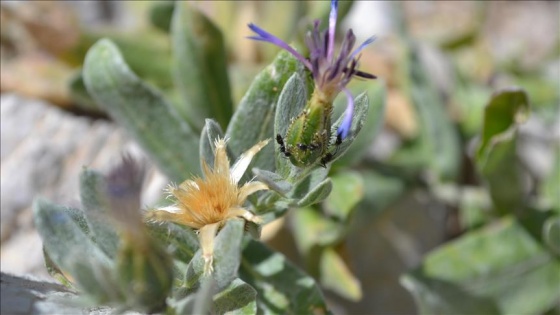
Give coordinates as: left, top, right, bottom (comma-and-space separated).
238, 181, 269, 204
230, 139, 270, 184
228, 207, 262, 224
198, 222, 220, 275
213, 138, 230, 175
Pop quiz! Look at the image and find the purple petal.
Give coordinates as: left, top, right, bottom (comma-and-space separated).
248, 23, 312, 69
349, 36, 376, 61
327, 0, 338, 60
337, 88, 354, 139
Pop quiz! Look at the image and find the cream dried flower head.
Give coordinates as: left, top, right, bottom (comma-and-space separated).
147, 138, 270, 274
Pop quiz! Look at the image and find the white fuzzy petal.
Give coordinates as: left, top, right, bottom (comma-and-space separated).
230, 139, 270, 184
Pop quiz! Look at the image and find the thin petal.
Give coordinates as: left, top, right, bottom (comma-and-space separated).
228, 207, 263, 224
238, 181, 269, 204
154, 205, 182, 213
230, 139, 270, 184
213, 139, 230, 175
337, 88, 354, 139
145, 209, 181, 223
198, 222, 220, 275
327, 0, 338, 60
248, 23, 312, 70
349, 36, 376, 61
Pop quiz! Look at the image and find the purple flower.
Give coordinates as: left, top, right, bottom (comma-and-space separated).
248, 0, 376, 139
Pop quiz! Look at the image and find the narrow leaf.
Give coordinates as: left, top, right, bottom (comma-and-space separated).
79, 168, 119, 258
239, 240, 330, 314
226, 51, 302, 174
185, 220, 245, 290
297, 178, 332, 208
324, 171, 364, 221
320, 247, 362, 301
213, 278, 257, 315
171, 2, 233, 131
83, 39, 200, 181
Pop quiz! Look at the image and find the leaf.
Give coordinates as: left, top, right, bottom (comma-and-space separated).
476, 88, 530, 159
320, 247, 362, 301
253, 169, 293, 197
149, 1, 175, 32
171, 1, 233, 131
274, 73, 309, 177
199, 119, 227, 170
185, 220, 245, 290
291, 207, 344, 256
296, 178, 332, 208
83, 39, 200, 181
79, 168, 119, 258
324, 171, 364, 221
226, 51, 302, 174
541, 147, 560, 212
33, 199, 115, 301
401, 217, 560, 315
239, 240, 330, 315
213, 278, 257, 315
335, 81, 387, 166
475, 88, 530, 213
543, 216, 560, 256
147, 221, 199, 264
330, 93, 371, 162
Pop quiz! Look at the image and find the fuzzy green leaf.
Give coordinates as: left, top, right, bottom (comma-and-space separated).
274, 73, 309, 177
79, 168, 119, 258
543, 216, 560, 255
291, 207, 344, 255
83, 39, 200, 181
185, 220, 245, 290
213, 278, 257, 315
171, 1, 233, 131
296, 178, 332, 208
149, 1, 175, 32
542, 148, 560, 212
330, 93, 370, 162
253, 168, 292, 195
401, 217, 560, 315
324, 171, 364, 221
336, 81, 386, 166
33, 199, 114, 301
226, 51, 302, 174
475, 88, 530, 213
148, 221, 199, 264
476, 88, 530, 160
239, 240, 330, 314
320, 248, 362, 301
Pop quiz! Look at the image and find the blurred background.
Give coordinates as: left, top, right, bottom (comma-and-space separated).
1, 1, 559, 314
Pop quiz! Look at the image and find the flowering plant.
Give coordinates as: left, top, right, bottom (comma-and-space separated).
33, 1, 381, 313
27, 1, 560, 314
